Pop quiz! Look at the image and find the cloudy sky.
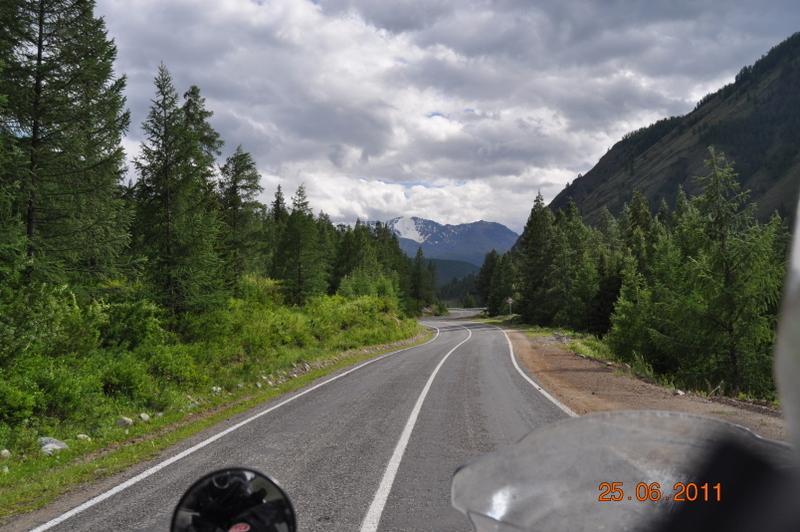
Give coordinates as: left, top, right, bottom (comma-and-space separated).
96, 0, 799, 232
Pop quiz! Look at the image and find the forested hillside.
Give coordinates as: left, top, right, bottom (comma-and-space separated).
483, 150, 788, 400
0, 1, 434, 457
551, 32, 800, 223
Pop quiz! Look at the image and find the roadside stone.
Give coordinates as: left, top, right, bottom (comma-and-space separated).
211, 386, 222, 394
237, 383, 244, 389
139, 412, 151, 422
156, 412, 164, 418
256, 382, 262, 389
39, 437, 68, 456
1, 465, 8, 474
116, 416, 134, 427
76, 434, 91, 441
0, 449, 10, 459
673, 389, 686, 396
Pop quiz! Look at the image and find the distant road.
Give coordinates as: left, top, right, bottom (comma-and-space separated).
16, 312, 567, 532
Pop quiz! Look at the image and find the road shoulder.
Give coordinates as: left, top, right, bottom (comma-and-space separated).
0, 328, 436, 530
507, 329, 786, 441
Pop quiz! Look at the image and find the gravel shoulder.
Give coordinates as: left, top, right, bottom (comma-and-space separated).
508, 329, 786, 441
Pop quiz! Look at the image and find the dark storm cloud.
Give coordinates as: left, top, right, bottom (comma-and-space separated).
97, 0, 800, 231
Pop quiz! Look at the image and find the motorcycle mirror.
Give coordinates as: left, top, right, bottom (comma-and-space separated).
171, 468, 297, 532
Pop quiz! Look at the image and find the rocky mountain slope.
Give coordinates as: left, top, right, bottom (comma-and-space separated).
550, 32, 800, 223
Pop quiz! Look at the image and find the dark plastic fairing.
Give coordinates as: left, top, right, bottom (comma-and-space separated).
172, 468, 296, 532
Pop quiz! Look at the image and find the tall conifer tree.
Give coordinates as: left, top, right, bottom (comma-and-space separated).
0, 0, 130, 284
133, 64, 223, 314
219, 145, 262, 288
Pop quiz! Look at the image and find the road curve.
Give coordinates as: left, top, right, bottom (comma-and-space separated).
12, 314, 567, 532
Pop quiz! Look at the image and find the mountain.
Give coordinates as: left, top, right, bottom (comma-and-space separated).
382, 216, 518, 266
550, 32, 800, 223
428, 258, 480, 288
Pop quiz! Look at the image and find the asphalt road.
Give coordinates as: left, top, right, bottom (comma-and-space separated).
16, 312, 567, 532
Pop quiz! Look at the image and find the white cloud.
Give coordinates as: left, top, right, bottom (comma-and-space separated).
97, 0, 800, 231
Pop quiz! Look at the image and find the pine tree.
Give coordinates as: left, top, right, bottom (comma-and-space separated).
621, 190, 653, 276
487, 254, 514, 316
587, 209, 624, 336
274, 185, 327, 304
315, 212, 339, 292
182, 85, 222, 206
545, 202, 598, 329
0, 0, 131, 285
410, 247, 435, 309
476, 249, 499, 306
219, 145, 263, 289
689, 149, 785, 393
0, 76, 26, 325
517, 192, 555, 324
132, 64, 223, 314
271, 184, 288, 224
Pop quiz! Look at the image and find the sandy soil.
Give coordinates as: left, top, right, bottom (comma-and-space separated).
509, 330, 786, 441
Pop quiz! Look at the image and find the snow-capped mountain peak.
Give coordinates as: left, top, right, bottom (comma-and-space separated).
380, 216, 519, 266
389, 216, 426, 243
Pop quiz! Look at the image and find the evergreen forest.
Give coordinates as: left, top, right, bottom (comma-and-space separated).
479, 149, 788, 400
0, 0, 437, 454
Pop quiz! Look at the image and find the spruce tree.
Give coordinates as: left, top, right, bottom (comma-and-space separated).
0, 0, 130, 285
410, 247, 435, 309
133, 65, 223, 314
182, 85, 222, 207
275, 185, 326, 304
271, 184, 288, 224
476, 249, 499, 306
689, 149, 785, 393
219, 145, 263, 288
517, 192, 555, 324
487, 254, 514, 316
545, 202, 598, 329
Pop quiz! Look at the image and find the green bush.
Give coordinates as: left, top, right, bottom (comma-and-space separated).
100, 353, 155, 404
0, 377, 37, 425
141, 344, 202, 386
29, 357, 103, 419
101, 299, 167, 348
0, 275, 418, 453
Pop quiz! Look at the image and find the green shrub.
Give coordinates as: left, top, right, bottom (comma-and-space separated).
238, 275, 283, 307
0, 377, 37, 425
102, 299, 167, 348
29, 357, 103, 419
141, 344, 202, 386
100, 353, 155, 403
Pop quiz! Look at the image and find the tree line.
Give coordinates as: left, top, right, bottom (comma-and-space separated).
0, 0, 437, 445
478, 150, 787, 399
0, 0, 436, 324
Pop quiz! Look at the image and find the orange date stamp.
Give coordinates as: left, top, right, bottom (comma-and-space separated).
598, 482, 722, 503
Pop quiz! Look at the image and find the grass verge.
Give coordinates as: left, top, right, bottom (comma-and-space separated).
0, 326, 433, 522
475, 314, 664, 383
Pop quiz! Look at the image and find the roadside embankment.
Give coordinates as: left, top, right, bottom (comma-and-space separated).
506, 328, 785, 441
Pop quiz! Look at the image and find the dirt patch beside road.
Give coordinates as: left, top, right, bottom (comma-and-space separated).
509, 330, 786, 441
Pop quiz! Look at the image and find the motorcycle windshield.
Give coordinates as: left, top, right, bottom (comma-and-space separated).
451, 411, 786, 532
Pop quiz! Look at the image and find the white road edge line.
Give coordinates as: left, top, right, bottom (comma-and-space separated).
360, 326, 473, 532
30, 327, 442, 532
496, 325, 577, 417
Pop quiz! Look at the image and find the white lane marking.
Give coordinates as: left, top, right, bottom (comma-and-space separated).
496, 326, 577, 417
30, 328, 442, 532
360, 326, 473, 532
